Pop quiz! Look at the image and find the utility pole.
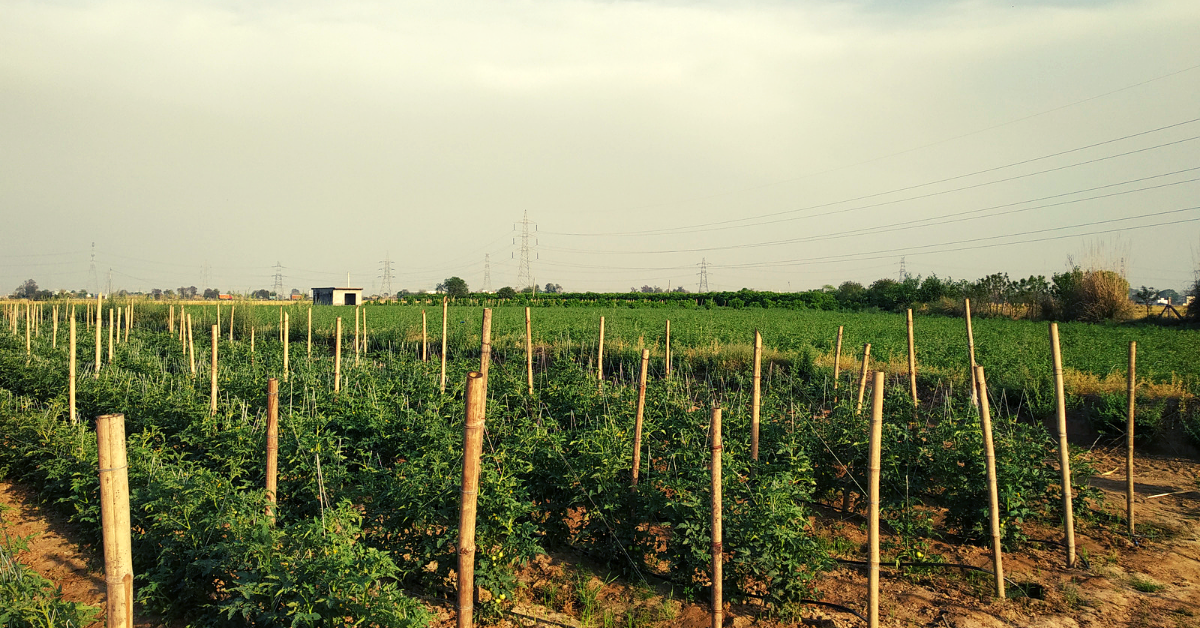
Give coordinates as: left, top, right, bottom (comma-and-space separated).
272, 262, 284, 299
515, 211, 537, 291
88, 243, 98, 296
698, 258, 710, 293
379, 253, 395, 297
483, 254, 492, 293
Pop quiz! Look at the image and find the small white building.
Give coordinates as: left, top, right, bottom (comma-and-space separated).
312, 287, 364, 306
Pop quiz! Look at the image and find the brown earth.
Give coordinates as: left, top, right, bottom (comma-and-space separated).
4, 448, 1199, 628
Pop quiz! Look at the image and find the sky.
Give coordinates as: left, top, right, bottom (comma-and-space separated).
2, 0, 1199, 296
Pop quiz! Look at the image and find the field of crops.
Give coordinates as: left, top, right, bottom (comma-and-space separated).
0, 300, 1194, 626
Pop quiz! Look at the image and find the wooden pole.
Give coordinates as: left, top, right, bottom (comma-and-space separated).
108, 308, 114, 363
976, 366, 1005, 599
210, 325, 218, 415
710, 407, 723, 628
362, 307, 367, 354
1048, 322, 1076, 567
116, 307, 122, 345
283, 312, 290, 382
632, 349, 650, 486
597, 316, 606, 384
96, 413, 133, 628
856, 343, 872, 414
355, 305, 361, 366
422, 310, 428, 361
966, 298, 979, 408
307, 307, 312, 359
124, 304, 129, 343
229, 305, 235, 342
334, 317, 342, 393
441, 297, 448, 393
52, 305, 58, 349
832, 326, 844, 403
25, 303, 31, 356
278, 306, 283, 342
751, 330, 762, 461
665, 319, 672, 377
266, 377, 279, 525
867, 372, 884, 628
457, 371, 487, 628
1127, 341, 1137, 538
187, 314, 196, 375
216, 305, 221, 341
522, 307, 534, 395
169, 305, 174, 335
69, 314, 77, 424
906, 309, 919, 405
251, 326, 255, 360
480, 309, 492, 398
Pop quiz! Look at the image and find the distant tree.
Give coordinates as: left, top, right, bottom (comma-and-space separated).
543, 283, 563, 294
186, 286, 198, 298
497, 286, 517, 299
397, 289, 412, 297
442, 277, 469, 298
164, 289, 175, 298
291, 288, 301, 297
672, 286, 689, 293
151, 288, 163, 299
1158, 288, 1180, 305
203, 288, 220, 300
1135, 286, 1157, 316
252, 289, 271, 300
835, 281, 866, 308
13, 279, 38, 300
640, 285, 663, 293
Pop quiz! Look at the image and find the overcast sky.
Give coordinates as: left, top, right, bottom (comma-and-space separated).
2, 0, 1199, 295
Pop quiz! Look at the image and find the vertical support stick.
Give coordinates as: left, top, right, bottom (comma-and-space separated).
710, 407, 723, 628
867, 372, 884, 628
108, 308, 115, 363
169, 305, 174, 335
210, 325, 218, 415
362, 307, 368, 354
69, 315, 77, 423
525, 307, 534, 395
480, 309, 492, 398
334, 317, 342, 393
597, 316, 606, 384
283, 312, 290, 382
665, 319, 672, 377
907, 309, 919, 405
229, 305, 235, 342
25, 304, 31, 356
216, 306, 221, 341
52, 305, 58, 349
307, 307, 312, 359
266, 377, 279, 525
124, 304, 130, 343
95, 294, 102, 376
251, 326, 256, 359
422, 310, 428, 361
97, 413, 133, 628
856, 343, 872, 414
751, 330, 762, 461
833, 325, 844, 402
187, 314, 196, 375
355, 305, 361, 366
966, 298, 979, 408
632, 349, 650, 486
1127, 341, 1136, 538
1049, 322, 1076, 567
440, 297, 449, 393
976, 366, 1005, 599
458, 371, 487, 628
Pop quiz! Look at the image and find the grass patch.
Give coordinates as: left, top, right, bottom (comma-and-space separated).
1129, 574, 1165, 593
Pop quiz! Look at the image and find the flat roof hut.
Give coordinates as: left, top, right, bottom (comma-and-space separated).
312, 287, 364, 306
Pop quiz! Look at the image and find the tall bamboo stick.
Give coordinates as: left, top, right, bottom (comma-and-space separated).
97, 413, 133, 628
710, 407, 723, 628
187, 314, 195, 375
856, 343, 872, 414
335, 317, 342, 393
1127, 341, 1137, 537
124, 304, 129, 342
632, 349, 650, 486
1048, 322, 1076, 567
210, 325, 218, 415
52, 305, 58, 349
906, 309, 918, 404
362, 307, 368, 353
216, 305, 221, 341
69, 315, 76, 424
966, 298, 978, 407
169, 305, 174, 335
440, 298, 449, 392
665, 319, 672, 377
976, 366, 1005, 599
229, 305, 235, 342
116, 307, 122, 345
751, 330, 762, 461
355, 305, 361, 366
597, 316, 606, 383
251, 326, 255, 359
457, 371, 487, 628
25, 304, 31, 356
480, 309, 492, 398
525, 307, 534, 395
283, 312, 290, 382
422, 310, 428, 362
307, 307, 312, 359
266, 377, 279, 525
833, 326, 844, 403
867, 372, 884, 628
108, 308, 114, 363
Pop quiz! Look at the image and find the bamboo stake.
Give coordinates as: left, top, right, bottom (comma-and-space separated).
597, 316, 606, 383
116, 307, 122, 345
833, 326, 844, 402
710, 407, 723, 628
355, 305, 361, 366
422, 310, 428, 361
251, 326, 255, 359
480, 309, 492, 398
751, 330, 762, 461
266, 377, 279, 525
906, 309, 918, 405
1127, 341, 1137, 538
665, 319, 672, 377
306, 307, 312, 359
362, 307, 367, 353
52, 305, 58, 349
856, 343, 872, 414
458, 371, 487, 628
334, 317, 342, 393
632, 349, 650, 486
97, 413, 133, 628
525, 307, 534, 395
1048, 322, 1076, 567
229, 305, 235, 342
69, 315, 77, 424
169, 305, 174, 335
124, 304, 129, 343
216, 305, 221, 340
867, 372, 884, 628
283, 312, 290, 382
965, 298, 978, 408
108, 308, 114, 363
25, 304, 31, 356
441, 297, 448, 393
976, 366, 1005, 599
278, 306, 283, 342
187, 314, 196, 375
210, 325, 218, 415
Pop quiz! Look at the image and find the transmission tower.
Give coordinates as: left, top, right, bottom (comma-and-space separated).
899, 257, 908, 281
201, 261, 212, 288
514, 211, 537, 290
483, 254, 493, 293
698, 258, 710, 292
272, 262, 284, 298
105, 268, 113, 295
88, 242, 98, 295
378, 253, 395, 297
